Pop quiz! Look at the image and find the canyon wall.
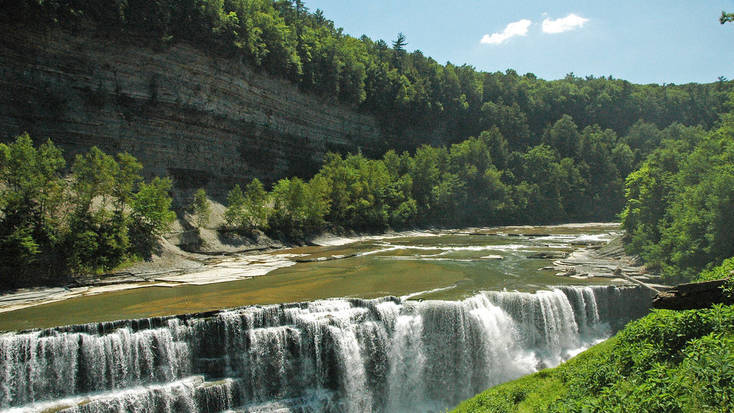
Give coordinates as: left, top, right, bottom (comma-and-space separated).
0, 27, 382, 197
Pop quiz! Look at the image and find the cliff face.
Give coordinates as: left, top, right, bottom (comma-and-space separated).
0, 27, 382, 197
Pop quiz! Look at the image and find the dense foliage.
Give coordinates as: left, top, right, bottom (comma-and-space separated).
621, 96, 734, 281
221, 116, 650, 239
452, 302, 734, 413
0, 134, 175, 287
3, 0, 732, 155
5, 0, 733, 285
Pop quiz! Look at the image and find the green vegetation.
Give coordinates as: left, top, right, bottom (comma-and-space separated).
452, 303, 734, 413
5, 0, 733, 250
3, 1, 731, 157
191, 188, 211, 228
0, 134, 175, 288
621, 96, 734, 281
2, 2, 731, 410
222, 118, 644, 239
224, 179, 270, 232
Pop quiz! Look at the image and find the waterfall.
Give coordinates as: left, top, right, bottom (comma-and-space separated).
0, 285, 650, 412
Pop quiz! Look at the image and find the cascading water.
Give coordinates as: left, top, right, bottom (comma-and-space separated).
0, 285, 650, 412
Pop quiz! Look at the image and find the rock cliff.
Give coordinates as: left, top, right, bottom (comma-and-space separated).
0, 26, 382, 198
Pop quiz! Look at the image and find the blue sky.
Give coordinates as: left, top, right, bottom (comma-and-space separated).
303, 0, 734, 85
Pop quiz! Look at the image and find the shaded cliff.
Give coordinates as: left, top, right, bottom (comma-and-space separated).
0, 26, 382, 197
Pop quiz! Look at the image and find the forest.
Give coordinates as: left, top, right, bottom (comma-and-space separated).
3, 0, 732, 156
217, 119, 692, 235
2, 0, 734, 287
621, 104, 734, 282
451, 81, 734, 413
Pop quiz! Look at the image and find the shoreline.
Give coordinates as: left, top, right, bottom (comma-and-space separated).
0, 222, 636, 315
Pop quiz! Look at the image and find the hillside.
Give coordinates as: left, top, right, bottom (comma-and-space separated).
452, 304, 734, 412
1, 1, 732, 200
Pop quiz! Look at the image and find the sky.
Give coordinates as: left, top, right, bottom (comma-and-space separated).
303, 0, 734, 85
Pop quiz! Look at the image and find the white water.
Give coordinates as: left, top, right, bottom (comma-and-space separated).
0, 286, 650, 412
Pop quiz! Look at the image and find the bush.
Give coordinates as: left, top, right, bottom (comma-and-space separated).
453, 305, 734, 413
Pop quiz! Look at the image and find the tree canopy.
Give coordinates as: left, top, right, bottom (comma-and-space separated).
0, 135, 175, 287
3, 0, 732, 156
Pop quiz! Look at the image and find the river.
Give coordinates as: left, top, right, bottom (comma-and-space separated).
0, 224, 652, 412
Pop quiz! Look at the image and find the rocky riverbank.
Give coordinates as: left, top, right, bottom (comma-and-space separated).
0, 223, 650, 316
546, 235, 671, 292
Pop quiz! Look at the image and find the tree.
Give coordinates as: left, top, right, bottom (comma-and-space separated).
519, 145, 564, 222
480, 127, 510, 170
721, 11, 734, 24
245, 178, 270, 228
113, 153, 143, 210
392, 32, 408, 71
223, 178, 272, 231
392, 32, 407, 52
546, 114, 580, 159
66, 147, 129, 273
71, 147, 119, 210
0, 135, 174, 282
225, 184, 248, 230
191, 188, 211, 228
0, 134, 66, 284
128, 177, 175, 257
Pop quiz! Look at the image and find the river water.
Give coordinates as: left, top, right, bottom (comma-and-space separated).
0, 224, 652, 412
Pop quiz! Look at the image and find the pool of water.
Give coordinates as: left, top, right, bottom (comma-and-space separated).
0, 224, 623, 331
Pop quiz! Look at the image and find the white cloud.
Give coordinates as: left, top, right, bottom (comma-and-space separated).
542, 14, 589, 34
480, 19, 532, 45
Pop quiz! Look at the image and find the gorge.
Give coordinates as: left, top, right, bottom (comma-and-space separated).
1, 2, 731, 412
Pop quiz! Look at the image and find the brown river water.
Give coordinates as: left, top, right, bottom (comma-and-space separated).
0, 223, 624, 331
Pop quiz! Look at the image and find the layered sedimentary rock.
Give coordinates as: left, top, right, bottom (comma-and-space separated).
0, 27, 381, 196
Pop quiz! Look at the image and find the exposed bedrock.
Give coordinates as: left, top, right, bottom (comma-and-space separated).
0, 26, 382, 198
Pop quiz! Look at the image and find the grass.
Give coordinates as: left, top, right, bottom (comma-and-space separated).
452, 338, 617, 413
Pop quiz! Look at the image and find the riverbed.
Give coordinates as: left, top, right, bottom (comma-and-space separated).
0, 223, 628, 331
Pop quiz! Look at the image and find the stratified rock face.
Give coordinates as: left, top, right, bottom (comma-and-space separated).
0, 27, 381, 196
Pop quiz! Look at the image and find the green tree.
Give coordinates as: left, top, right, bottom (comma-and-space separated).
223, 178, 270, 232
191, 188, 211, 228
0, 134, 66, 284
244, 178, 270, 229
71, 147, 118, 211
225, 184, 247, 230
546, 114, 580, 159
128, 177, 176, 257
518, 144, 564, 222
131, 177, 176, 234
66, 146, 128, 273
113, 153, 143, 211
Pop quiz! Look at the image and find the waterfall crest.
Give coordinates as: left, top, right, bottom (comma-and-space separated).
0, 286, 650, 412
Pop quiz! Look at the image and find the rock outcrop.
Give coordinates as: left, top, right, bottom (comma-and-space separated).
652, 279, 733, 310
0, 26, 382, 198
